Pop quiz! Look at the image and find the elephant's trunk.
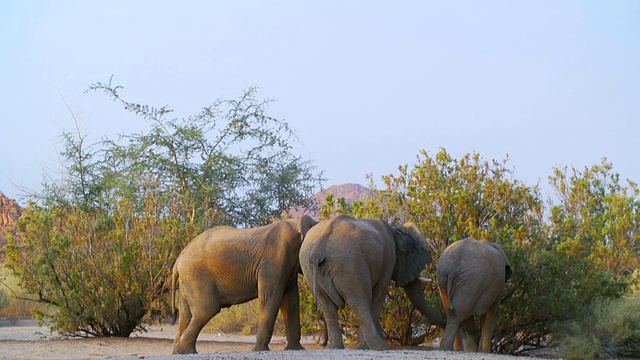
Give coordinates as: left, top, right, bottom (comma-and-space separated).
403, 278, 445, 327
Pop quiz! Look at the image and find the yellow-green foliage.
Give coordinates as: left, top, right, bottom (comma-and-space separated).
302, 150, 639, 355
560, 296, 640, 360
5, 195, 199, 336
202, 299, 285, 336
0, 276, 8, 315
203, 301, 258, 335
0, 267, 43, 320
628, 269, 640, 295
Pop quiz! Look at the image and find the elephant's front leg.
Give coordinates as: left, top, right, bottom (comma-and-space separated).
254, 285, 284, 351
279, 282, 304, 350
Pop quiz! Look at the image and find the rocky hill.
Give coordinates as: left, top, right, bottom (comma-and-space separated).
289, 183, 376, 219
0, 193, 21, 227
0, 192, 22, 259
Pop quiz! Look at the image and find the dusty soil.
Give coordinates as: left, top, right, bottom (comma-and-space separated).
0, 319, 551, 360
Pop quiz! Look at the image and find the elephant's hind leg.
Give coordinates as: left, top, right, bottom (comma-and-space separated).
441, 317, 461, 351
316, 290, 344, 349
174, 282, 221, 354
280, 282, 304, 350
459, 317, 478, 352
438, 286, 459, 351
354, 282, 389, 350
479, 300, 501, 352
172, 295, 192, 354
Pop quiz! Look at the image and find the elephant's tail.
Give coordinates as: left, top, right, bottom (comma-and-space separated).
171, 264, 178, 325
311, 254, 345, 310
308, 253, 322, 300
441, 271, 457, 317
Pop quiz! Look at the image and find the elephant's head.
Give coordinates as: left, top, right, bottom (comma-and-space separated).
297, 215, 317, 241
391, 222, 444, 326
489, 242, 513, 282
391, 222, 433, 287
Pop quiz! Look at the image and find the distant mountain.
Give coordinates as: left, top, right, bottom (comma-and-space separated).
0, 192, 22, 260
289, 183, 376, 219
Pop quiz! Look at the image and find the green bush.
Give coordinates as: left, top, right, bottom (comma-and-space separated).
559, 296, 640, 359
302, 150, 638, 355
5, 196, 197, 336
4, 81, 323, 337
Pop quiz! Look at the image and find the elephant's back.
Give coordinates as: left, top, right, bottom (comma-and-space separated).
302, 216, 388, 256
175, 226, 257, 270
437, 238, 481, 289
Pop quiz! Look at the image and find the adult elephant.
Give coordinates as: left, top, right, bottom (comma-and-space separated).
437, 237, 512, 352
299, 215, 444, 350
171, 215, 317, 354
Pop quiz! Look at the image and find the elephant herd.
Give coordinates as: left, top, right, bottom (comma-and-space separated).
170, 215, 512, 354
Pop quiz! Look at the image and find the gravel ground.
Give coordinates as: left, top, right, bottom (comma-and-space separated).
0, 319, 553, 360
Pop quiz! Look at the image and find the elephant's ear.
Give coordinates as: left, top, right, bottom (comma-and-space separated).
490, 242, 513, 283
392, 222, 433, 287
298, 215, 317, 240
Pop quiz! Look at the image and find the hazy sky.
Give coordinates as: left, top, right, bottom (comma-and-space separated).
1, 1, 639, 202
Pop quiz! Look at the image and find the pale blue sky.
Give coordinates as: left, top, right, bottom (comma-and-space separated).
1, 1, 639, 202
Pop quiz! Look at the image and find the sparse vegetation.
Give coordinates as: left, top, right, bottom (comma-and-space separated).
559, 295, 640, 359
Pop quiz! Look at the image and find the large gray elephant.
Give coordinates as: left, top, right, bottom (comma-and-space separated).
437, 237, 512, 352
299, 215, 444, 350
171, 215, 317, 354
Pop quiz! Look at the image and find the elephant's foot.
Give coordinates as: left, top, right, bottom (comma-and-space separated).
172, 343, 197, 354
368, 340, 390, 351
284, 342, 305, 350
252, 344, 271, 351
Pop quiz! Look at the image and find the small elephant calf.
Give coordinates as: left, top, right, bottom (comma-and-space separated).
437, 237, 512, 352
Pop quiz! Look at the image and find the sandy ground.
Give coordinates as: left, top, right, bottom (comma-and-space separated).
0, 319, 552, 360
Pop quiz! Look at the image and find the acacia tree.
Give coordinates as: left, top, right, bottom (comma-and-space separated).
5, 79, 323, 337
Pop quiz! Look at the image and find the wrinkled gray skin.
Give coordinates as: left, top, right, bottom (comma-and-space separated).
437, 237, 512, 352
299, 215, 444, 350
171, 215, 317, 354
